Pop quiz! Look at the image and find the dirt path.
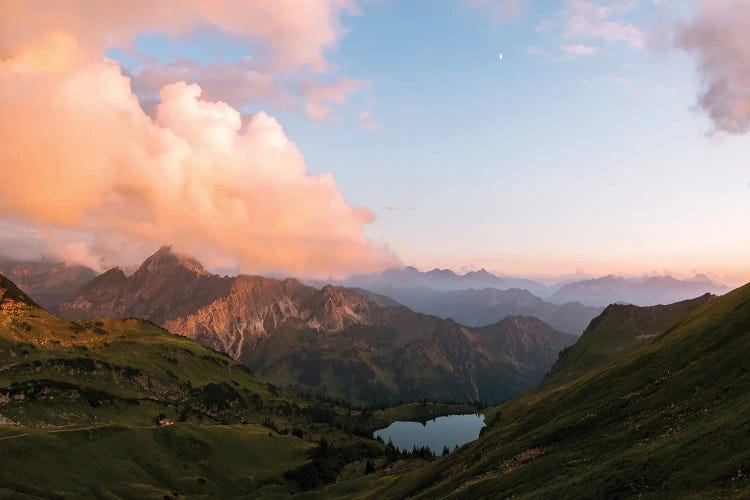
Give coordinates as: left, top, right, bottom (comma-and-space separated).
0, 423, 157, 442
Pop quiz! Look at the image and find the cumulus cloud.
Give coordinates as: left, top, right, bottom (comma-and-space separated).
132, 62, 367, 121
0, 3, 397, 278
132, 60, 291, 112
0, 0, 357, 72
1, 1, 368, 122
675, 0, 750, 135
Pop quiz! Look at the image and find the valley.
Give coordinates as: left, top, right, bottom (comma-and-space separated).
2, 260, 749, 497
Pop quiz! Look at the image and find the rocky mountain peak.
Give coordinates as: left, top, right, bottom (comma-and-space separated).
465, 268, 492, 278
135, 246, 209, 277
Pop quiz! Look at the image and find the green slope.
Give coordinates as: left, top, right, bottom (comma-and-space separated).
249, 315, 574, 407
543, 293, 715, 387
0, 274, 381, 497
0, 424, 314, 498
367, 282, 750, 499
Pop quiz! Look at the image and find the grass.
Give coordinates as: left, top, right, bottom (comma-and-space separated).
542, 294, 714, 388
0, 423, 313, 498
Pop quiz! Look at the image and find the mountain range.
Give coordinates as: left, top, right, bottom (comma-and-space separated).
322, 267, 728, 332
57, 247, 576, 405
2, 254, 727, 333
347, 285, 603, 335
338, 266, 551, 297
329, 267, 730, 308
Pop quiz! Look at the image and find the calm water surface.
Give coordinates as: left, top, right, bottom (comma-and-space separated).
373, 413, 485, 455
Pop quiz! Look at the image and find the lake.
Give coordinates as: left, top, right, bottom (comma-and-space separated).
373, 413, 486, 456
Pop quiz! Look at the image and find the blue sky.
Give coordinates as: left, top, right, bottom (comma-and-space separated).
12, 0, 747, 283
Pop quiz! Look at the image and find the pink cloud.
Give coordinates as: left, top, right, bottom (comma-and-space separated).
133, 61, 290, 110
550, 0, 645, 49
299, 77, 370, 121
1, 1, 369, 124
675, 0, 750, 134
1, 0, 358, 72
0, 13, 397, 278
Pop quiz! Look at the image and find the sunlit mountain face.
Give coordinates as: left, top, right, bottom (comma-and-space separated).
1, 1, 749, 498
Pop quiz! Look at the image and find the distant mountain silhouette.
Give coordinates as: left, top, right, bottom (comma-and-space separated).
345, 285, 602, 336
0, 258, 97, 310
334, 266, 550, 297
549, 274, 730, 307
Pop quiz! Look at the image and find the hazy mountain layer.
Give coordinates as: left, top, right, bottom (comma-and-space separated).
352, 286, 603, 335
331, 266, 550, 297
549, 274, 730, 307
0, 258, 97, 310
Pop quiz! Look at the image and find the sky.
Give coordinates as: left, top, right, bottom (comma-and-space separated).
0, 0, 749, 285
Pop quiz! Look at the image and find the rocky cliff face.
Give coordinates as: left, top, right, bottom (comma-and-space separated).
58, 247, 234, 324
59, 247, 383, 357
58, 247, 576, 405
163, 278, 378, 360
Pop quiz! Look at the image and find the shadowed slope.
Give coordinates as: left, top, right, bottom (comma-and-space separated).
543, 293, 716, 387
0, 259, 97, 310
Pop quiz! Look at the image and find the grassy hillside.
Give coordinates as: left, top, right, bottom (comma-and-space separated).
543, 293, 715, 387
366, 282, 750, 498
0, 274, 405, 497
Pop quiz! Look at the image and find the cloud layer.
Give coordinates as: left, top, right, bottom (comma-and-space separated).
0, 2, 397, 277
1, 0, 356, 71
675, 0, 750, 134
